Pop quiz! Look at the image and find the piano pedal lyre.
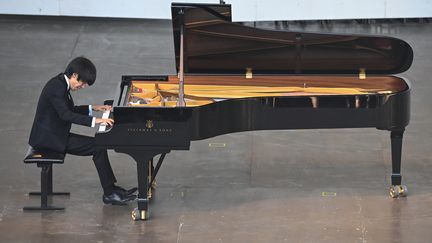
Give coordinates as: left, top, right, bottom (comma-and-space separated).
148, 159, 152, 183
151, 180, 157, 189
148, 188, 152, 199
148, 159, 153, 199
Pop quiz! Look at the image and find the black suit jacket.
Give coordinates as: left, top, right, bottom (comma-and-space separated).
29, 73, 93, 152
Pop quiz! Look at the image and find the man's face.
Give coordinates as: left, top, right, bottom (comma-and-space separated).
69, 73, 88, 91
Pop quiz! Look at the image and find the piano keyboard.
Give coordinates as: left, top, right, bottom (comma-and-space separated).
98, 110, 111, 132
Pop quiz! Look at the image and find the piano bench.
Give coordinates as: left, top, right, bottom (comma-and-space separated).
23, 147, 70, 211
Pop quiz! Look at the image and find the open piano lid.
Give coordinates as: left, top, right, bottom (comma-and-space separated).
171, 3, 413, 75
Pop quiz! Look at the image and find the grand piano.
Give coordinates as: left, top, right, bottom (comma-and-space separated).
95, 2, 413, 221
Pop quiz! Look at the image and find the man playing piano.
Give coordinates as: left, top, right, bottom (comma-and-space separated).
28, 56, 137, 205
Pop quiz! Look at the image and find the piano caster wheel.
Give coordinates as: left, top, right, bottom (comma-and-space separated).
151, 181, 157, 189
132, 208, 148, 221
390, 185, 408, 198
131, 209, 140, 221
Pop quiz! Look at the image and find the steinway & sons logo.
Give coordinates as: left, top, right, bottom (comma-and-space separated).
128, 120, 173, 133
146, 120, 154, 128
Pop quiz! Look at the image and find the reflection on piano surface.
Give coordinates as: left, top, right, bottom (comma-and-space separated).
95, 2, 413, 221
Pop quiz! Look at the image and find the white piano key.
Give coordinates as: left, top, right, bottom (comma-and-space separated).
98, 110, 111, 132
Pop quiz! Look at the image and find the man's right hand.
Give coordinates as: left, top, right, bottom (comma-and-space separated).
96, 118, 114, 126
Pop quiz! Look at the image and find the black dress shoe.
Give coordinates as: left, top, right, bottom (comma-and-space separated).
113, 185, 138, 196
103, 191, 136, 206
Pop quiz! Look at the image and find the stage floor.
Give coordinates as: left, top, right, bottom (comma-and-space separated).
0, 15, 431, 242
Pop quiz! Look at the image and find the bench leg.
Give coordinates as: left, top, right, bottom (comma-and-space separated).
23, 165, 64, 211
29, 165, 70, 196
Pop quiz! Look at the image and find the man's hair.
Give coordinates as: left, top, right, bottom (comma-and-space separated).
64, 56, 96, 86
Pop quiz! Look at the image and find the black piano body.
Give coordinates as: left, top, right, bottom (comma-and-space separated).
95, 3, 413, 220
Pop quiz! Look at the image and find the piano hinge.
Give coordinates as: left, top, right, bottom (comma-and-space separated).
359, 68, 366, 80
246, 68, 253, 79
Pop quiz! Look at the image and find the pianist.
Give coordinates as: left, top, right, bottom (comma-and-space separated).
28, 56, 137, 205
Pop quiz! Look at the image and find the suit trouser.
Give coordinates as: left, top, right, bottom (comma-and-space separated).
65, 133, 117, 191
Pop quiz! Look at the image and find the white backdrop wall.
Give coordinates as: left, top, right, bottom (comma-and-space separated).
1, 0, 431, 21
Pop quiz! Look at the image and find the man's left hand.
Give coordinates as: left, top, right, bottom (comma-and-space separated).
92, 105, 112, 112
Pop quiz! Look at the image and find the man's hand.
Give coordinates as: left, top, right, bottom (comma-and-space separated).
96, 118, 114, 126
92, 105, 112, 112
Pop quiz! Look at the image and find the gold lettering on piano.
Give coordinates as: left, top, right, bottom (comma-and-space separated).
146, 120, 154, 128
127, 128, 173, 133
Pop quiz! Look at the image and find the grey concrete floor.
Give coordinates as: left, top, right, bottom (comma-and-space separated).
0, 15, 431, 243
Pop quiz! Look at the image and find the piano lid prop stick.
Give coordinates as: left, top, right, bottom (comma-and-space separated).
177, 9, 186, 107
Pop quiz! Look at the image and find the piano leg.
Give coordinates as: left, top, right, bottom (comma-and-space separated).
114, 148, 170, 221
389, 129, 408, 198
